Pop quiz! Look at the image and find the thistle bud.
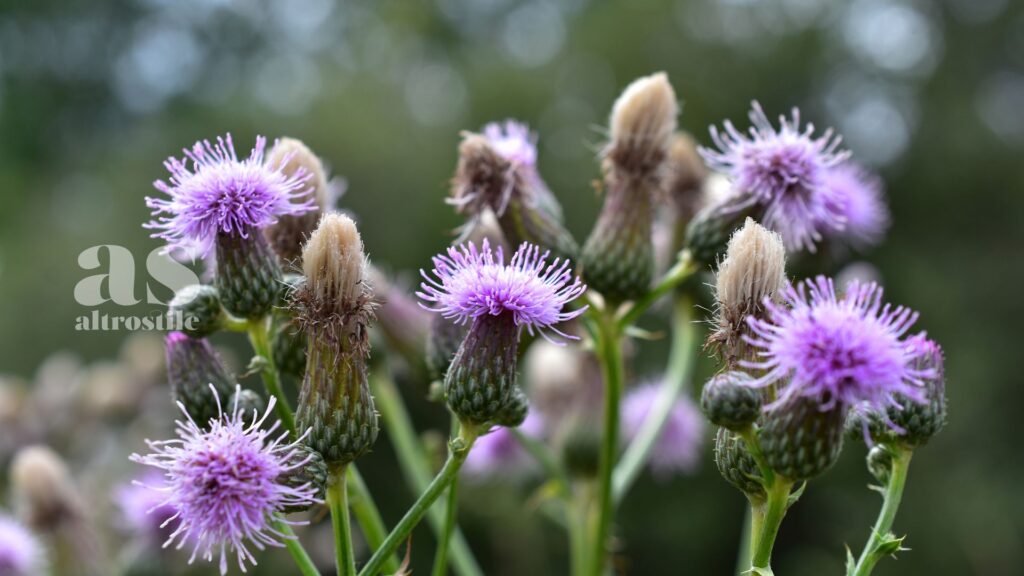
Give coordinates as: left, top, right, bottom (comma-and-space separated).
294, 214, 379, 465
215, 227, 283, 319
263, 138, 332, 267
451, 124, 577, 264
10, 445, 84, 531
708, 218, 787, 366
714, 427, 765, 500
759, 395, 846, 481
426, 314, 467, 382
581, 73, 677, 304
272, 319, 307, 379
684, 195, 754, 266
278, 444, 328, 513
443, 314, 527, 427
165, 332, 235, 426
229, 388, 267, 424
701, 371, 762, 431
167, 284, 225, 337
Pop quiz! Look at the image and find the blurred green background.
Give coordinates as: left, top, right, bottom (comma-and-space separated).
1, 0, 1023, 574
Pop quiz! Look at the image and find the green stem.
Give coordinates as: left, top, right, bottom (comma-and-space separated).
851, 447, 913, 576
276, 520, 322, 576
358, 425, 480, 576
372, 371, 483, 576
247, 318, 296, 436
431, 465, 460, 576
570, 482, 594, 576
589, 309, 624, 576
617, 250, 696, 329
750, 478, 793, 571
735, 505, 758, 575
346, 467, 401, 574
328, 466, 357, 576
612, 293, 696, 502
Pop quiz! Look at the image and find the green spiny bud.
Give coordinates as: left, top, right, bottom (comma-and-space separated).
759, 395, 846, 481
701, 371, 763, 431
272, 319, 307, 379
215, 228, 282, 319
684, 196, 753, 266
445, 314, 523, 427
278, 443, 328, 513
165, 332, 234, 426
167, 284, 225, 337
426, 314, 467, 382
714, 427, 765, 499
294, 214, 379, 465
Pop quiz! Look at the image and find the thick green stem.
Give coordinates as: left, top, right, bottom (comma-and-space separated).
851, 447, 913, 576
247, 318, 296, 436
589, 309, 624, 576
329, 466, 357, 576
612, 294, 696, 502
570, 481, 594, 576
372, 371, 483, 576
276, 520, 322, 576
346, 467, 401, 574
751, 478, 793, 571
358, 425, 479, 576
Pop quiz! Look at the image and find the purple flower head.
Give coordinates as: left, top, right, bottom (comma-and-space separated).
129, 386, 319, 575
463, 411, 545, 480
116, 470, 180, 544
621, 384, 705, 478
0, 514, 44, 576
700, 102, 849, 252
822, 162, 890, 249
744, 277, 934, 417
146, 134, 315, 258
483, 120, 538, 169
417, 240, 587, 342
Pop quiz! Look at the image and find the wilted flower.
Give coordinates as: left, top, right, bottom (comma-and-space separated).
621, 384, 705, 477
145, 134, 314, 258
418, 240, 586, 426
745, 277, 932, 415
130, 389, 319, 575
699, 102, 849, 253
0, 514, 45, 576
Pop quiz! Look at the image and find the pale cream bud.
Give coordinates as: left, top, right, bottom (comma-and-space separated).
302, 213, 367, 310
10, 445, 83, 531
265, 137, 331, 265
608, 72, 678, 174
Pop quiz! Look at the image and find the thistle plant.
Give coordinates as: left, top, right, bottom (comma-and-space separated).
113, 74, 947, 576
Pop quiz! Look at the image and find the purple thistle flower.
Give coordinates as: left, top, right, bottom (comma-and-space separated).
700, 102, 849, 252
463, 411, 545, 480
145, 134, 315, 258
822, 162, 890, 249
483, 120, 538, 169
744, 277, 933, 417
0, 514, 44, 576
116, 470, 180, 544
417, 239, 587, 343
129, 387, 319, 575
621, 384, 705, 478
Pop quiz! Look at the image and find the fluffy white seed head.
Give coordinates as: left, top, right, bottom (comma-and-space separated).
716, 218, 787, 314
609, 72, 678, 173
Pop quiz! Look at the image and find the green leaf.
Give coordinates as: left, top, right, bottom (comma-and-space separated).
844, 545, 856, 576
876, 532, 909, 558
786, 481, 808, 508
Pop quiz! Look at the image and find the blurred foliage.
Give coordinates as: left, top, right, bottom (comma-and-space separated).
1, 0, 1023, 574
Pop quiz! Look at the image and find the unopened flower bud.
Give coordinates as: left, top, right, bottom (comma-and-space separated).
278, 444, 328, 513
263, 138, 332, 267
708, 218, 787, 366
165, 332, 235, 426
426, 315, 467, 382
215, 228, 283, 319
294, 214, 379, 465
683, 195, 754, 266
10, 445, 83, 531
701, 371, 762, 431
582, 73, 677, 304
759, 396, 846, 481
714, 427, 765, 500
272, 319, 307, 379
229, 388, 266, 424
451, 125, 577, 263
167, 284, 225, 337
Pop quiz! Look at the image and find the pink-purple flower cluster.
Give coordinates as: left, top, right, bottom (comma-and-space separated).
417, 240, 587, 342
483, 120, 537, 169
0, 514, 44, 576
145, 134, 315, 258
621, 384, 705, 477
701, 102, 885, 253
116, 470, 181, 544
130, 389, 319, 575
744, 277, 933, 415
821, 162, 890, 249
